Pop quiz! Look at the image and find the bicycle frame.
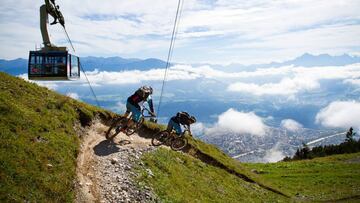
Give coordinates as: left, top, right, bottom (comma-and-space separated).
141, 106, 156, 118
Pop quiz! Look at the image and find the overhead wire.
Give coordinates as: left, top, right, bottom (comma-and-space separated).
61, 26, 101, 107
157, 0, 184, 117
61, 0, 185, 110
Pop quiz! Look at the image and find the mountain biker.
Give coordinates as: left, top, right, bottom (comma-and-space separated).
124, 86, 156, 128
167, 111, 196, 136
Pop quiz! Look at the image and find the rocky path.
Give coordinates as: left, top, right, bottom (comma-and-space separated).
76, 121, 157, 203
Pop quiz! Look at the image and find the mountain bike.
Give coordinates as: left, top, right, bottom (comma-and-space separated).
106, 105, 155, 140
151, 124, 191, 151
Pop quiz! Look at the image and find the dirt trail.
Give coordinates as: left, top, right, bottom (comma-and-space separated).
75, 121, 157, 203
75, 120, 290, 202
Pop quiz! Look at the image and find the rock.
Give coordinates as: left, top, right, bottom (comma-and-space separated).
111, 158, 118, 164
251, 169, 266, 174
251, 169, 258, 174
146, 168, 154, 177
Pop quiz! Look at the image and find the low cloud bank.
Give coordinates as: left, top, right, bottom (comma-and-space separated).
66, 92, 80, 100
228, 64, 360, 96
207, 108, 268, 136
263, 144, 286, 163
280, 119, 303, 132
316, 100, 360, 129
18, 63, 360, 98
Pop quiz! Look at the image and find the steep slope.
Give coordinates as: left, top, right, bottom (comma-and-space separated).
1, 72, 359, 203
0, 72, 288, 202
0, 72, 112, 202
76, 120, 158, 203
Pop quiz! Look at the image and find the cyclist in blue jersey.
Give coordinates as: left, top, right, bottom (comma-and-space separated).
167, 111, 196, 136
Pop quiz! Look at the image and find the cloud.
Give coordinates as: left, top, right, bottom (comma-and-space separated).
191, 122, 206, 136
18, 74, 59, 90
17, 63, 360, 98
66, 92, 80, 100
115, 101, 127, 112
344, 78, 360, 86
228, 77, 319, 96
228, 64, 360, 96
1, 1, 359, 64
263, 144, 285, 163
316, 100, 360, 129
83, 65, 201, 85
15, 61, 360, 107
280, 119, 303, 132
207, 108, 268, 136
82, 63, 360, 90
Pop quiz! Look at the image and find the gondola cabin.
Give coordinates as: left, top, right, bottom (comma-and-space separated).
28, 50, 80, 80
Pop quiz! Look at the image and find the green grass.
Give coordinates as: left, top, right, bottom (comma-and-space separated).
2, 72, 360, 203
137, 148, 287, 203
0, 72, 111, 202
242, 153, 360, 201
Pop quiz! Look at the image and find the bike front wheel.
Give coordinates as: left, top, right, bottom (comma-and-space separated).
171, 136, 188, 151
125, 117, 144, 136
106, 117, 127, 140
151, 131, 169, 146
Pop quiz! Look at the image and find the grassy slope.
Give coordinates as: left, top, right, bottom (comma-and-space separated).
141, 121, 360, 202
0, 72, 111, 202
137, 148, 287, 203
2, 72, 359, 202
243, 153, 360, 201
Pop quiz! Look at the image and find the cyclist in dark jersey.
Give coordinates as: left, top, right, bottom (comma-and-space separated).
124, 86, 155, 127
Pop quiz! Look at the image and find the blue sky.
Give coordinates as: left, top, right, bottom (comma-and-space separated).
0, 0, 359, 64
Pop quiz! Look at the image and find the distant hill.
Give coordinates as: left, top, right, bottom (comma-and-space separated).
0, 58, 27, 75
219, 53, 360, 72
1, 53, 360, 76
80, 56, 168, 71
0, 56, 168, 76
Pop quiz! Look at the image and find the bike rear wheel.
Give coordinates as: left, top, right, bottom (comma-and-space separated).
151, 131, 169, 146
171, 136, 188, 151
106, 117, 127, 140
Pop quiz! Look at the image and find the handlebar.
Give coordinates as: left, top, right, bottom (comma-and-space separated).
141, 106, 156, 118
181, 124, 192, 137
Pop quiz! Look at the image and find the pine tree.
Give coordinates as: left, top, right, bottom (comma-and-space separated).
346, 127, 355, 143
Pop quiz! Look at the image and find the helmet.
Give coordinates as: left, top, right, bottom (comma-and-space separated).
189, 116, 196, 124
142, 85, 153, 94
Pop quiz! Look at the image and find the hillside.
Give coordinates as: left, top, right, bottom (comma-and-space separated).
1, 72, 360, 202
0, 72, 113, 202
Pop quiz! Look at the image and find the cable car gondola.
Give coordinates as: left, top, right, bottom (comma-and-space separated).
28, 0, 80, 80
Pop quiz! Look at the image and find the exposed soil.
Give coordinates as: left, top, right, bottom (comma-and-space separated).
75, 121, 157, 203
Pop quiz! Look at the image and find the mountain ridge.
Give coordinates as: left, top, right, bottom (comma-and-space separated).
1, 53, 360, 76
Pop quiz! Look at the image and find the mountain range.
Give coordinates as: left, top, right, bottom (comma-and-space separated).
0, 56, 168, 75
1, 53, 360, 76
210, 53, 360, 72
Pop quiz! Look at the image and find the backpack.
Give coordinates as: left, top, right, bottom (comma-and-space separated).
177, 112, 196, 125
